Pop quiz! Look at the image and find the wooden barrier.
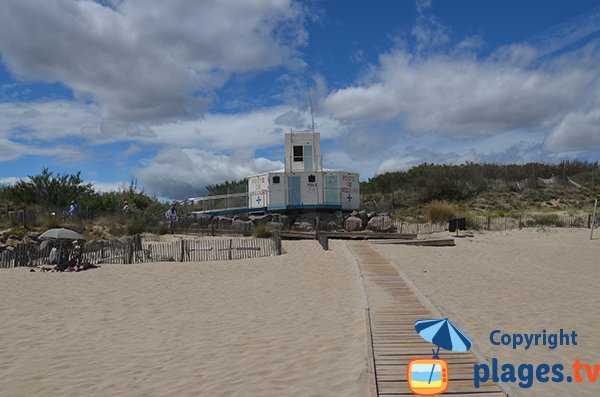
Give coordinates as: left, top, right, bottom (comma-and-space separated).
0, 236, 280, 269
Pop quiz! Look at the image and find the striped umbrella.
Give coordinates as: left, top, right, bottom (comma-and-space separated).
415, 318, 472, 355
415, 318, 472, 385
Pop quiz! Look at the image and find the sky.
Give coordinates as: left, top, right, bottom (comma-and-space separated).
1, 0, 600, 199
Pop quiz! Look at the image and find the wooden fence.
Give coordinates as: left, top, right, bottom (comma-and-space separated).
393, 220, 447, 234
0, 243, 53, 269
0, 235, 281, 269
393, 213, 590, 234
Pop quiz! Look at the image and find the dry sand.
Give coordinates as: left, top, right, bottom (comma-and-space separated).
0, 240, 368, 397
374, 228, 600, 397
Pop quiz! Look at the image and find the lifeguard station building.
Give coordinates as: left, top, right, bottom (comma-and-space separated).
247, 132, 360, 212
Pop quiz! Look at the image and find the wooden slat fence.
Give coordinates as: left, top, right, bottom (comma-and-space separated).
140, 238, 278, 263
82, 240, 132, 265
394, 213, 590, 234
0, 236, 280, 269
393, 221, 447, 235
0, 243, 53, 269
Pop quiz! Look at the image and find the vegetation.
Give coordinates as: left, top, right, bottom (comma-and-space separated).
252, 224, 273, 238
361, 161, 600, 219
426, 201, 456, 223
0, 168, 170, 238
205, 179, 246, 196
2, 168, 94, 208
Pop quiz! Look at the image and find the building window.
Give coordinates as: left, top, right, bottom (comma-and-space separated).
272, 176, 280, 184
293, 145, 303, 162
308, 175, 316, 183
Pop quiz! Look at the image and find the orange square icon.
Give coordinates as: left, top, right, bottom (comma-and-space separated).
407, 358, 449, 396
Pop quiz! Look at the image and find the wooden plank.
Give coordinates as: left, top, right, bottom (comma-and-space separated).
347, 241, 508, 397
280, 231, 418, 241
370, 238, 455, 246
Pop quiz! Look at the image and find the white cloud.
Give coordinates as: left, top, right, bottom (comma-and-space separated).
0, 100, 344, 153
0, 0, 307, 122
0, 101, 101, 142
90, 180, 130, 193
318, 6, 600, 169
322, 43, 600, 140
545, 110, 600, 152
134, 148, 284, 198
0, 137, 85, 162
124, 144, 141, 156
0, 176, 21, 186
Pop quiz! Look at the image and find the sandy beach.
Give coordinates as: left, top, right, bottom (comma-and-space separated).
374, 228, 600, 397
2, 228, 598, 397
0, 240, 368, 397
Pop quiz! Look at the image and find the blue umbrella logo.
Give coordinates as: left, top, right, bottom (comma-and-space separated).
414, 318, 472, 386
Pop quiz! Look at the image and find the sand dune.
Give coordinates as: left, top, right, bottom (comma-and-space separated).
0, 240, 368, 397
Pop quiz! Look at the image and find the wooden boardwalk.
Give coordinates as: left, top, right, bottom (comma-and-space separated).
348, 242, 509, 397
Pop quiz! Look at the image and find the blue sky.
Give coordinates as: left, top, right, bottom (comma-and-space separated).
1, 0, 600, 199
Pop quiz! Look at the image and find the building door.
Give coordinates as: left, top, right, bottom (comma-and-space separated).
325, 175, 339, 204
288, 176, 301, 206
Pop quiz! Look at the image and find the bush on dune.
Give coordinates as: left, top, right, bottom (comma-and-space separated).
426, 200, 456, 223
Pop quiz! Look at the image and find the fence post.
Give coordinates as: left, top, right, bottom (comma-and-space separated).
180, 239, 185, 262
487, 216, 491, 230
127, 240, 134, 264
228, 239, 233, 260
318, 233, 329, 250
15, 243, 28, 267
275, 235, 282, 256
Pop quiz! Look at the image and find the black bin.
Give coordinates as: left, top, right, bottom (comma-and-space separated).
449, 217, 466, 232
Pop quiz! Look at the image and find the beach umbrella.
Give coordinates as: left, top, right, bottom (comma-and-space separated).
39, 228, 86, 241
39, 228, 86, 267
415, 318, 472, 384
415, 318, 472, 355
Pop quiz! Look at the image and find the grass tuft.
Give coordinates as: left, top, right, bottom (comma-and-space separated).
426, 200, 456, 223
252, 224, 273, 238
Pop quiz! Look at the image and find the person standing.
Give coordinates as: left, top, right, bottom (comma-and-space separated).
68, 200, 79, 219
165, 203, 178, 234
122, 200, 130, 216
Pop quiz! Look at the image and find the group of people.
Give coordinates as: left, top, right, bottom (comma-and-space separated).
40, 243, 98, 272
67, 199, 132, 217
67, 198, 178, 226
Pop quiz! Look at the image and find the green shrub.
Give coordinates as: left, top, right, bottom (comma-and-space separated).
527, 214, 565, 227
157, 223, 169, 235
109, 223, 125, 237
464, 214, 480, 231
252, 224, 273, 238
41, 215, 62, 229
426, 200, 456, 223
125, 219, 146, 235
6, 226, 28, 238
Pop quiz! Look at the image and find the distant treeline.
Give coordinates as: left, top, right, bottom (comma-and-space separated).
361, 161, 599, 203
201, 161, 600, 204
0, 168, 165, 216
205, 179, 246, 196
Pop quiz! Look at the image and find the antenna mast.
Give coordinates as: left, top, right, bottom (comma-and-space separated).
307, 87, 315, 132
